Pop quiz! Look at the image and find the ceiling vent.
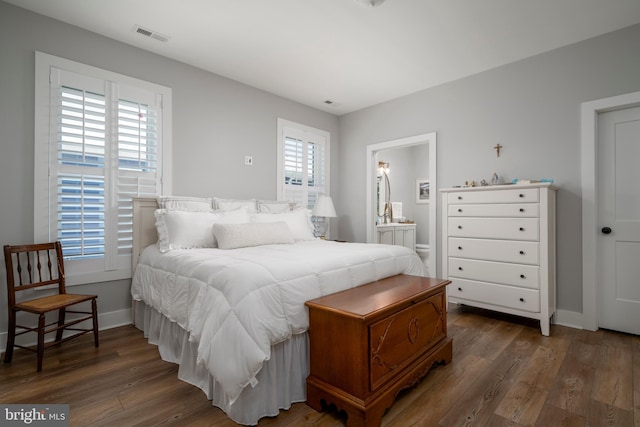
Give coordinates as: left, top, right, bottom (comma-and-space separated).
133, 25, 170, 43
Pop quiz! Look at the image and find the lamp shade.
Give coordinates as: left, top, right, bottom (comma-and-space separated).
312, 195, 337, 218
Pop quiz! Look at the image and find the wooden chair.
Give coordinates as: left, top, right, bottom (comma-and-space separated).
3, 241, 99, 371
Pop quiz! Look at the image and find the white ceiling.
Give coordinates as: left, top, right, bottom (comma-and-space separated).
7, 0, 640, 115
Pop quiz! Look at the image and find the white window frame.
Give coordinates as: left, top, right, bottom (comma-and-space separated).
276, 118, 331, 209
34, 51, 172, 285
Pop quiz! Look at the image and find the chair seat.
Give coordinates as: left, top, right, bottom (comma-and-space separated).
15, 294, 97, 314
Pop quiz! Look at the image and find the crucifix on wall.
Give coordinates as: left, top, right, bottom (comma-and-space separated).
494, 143, 503, 157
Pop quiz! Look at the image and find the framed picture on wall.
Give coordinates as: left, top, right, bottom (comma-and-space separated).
416, 178, 430, 204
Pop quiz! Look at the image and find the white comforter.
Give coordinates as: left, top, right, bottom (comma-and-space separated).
131, 240, 425, 404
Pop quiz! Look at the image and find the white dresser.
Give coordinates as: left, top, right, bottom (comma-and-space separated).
440, 183, 557, 335
376, 223, 416, 251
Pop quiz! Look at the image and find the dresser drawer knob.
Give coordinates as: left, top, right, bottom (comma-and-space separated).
458, 208, 463, 213
519, 193, 525, 198
519, 297, 525, 302
520, 274, 526, 279
519, 208, 525, 212
519, 227, 525, 231
519, 250, 525, 255
458, 267, 463, 271
458, 225, 463, 229
458, 287, 462, 292
457, 196, 462, 200
458, 246, 463, 250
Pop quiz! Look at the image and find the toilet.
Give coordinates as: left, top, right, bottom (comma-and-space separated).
415, 244, 430, 276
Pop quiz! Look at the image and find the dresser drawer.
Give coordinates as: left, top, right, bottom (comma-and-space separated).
448, 278, 540, 312
369, 292, 445, 391
448, 203, 539, 218
448, 238, 539, 265
449, 257, 539, 289
448, 188, 539, 205
448, 218, 539, 241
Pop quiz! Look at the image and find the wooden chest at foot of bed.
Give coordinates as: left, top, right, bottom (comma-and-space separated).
305, 274, 453, 427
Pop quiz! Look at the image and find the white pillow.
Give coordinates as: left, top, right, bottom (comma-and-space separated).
209, 208, 252, 246
155, 208, 250, 252
214, 198, 257, 213
214, 222, 295, 249
257, 200, 292, 213
251, 209, 316, 241
157, 196, 213, 211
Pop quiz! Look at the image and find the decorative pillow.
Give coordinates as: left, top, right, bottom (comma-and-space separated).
214, 222, 295, 249
251, 209, 316, 241
214, 198, 257, 213
209, 208, 252, 246
257, 200, 292, 214
155, 208, 251, 252
157, 196, 213, 211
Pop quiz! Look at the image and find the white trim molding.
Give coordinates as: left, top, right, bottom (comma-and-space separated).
365, 133, 437, 275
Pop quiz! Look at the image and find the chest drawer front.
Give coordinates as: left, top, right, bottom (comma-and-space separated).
448, 188, 539, 205
448, 278, 540, 312
448, 203, 539, 218
369, 292, 445, 392
449, 257, 539, 289
448, 218, 539, 241
449, 238, 539, 265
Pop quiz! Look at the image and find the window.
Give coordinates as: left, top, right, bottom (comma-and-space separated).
277, 119, 330, 210
34, 52, 172, 285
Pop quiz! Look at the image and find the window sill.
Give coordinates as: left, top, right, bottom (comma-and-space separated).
65, 268, 131, 287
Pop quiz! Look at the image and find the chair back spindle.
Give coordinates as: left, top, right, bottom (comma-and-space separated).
6, 244, 63, 294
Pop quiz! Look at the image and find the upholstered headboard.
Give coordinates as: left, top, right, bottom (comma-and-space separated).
132, 197, 159, 271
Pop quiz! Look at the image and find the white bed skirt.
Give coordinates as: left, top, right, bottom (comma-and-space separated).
133, 300, 309, 425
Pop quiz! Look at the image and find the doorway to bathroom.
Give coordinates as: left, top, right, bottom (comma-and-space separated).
366, 133, 437, 276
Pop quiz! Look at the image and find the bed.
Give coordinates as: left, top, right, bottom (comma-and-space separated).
130, 196, 426, 425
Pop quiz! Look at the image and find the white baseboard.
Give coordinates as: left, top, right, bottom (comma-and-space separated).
0, 308, 132, 354
554, 309, 584, 330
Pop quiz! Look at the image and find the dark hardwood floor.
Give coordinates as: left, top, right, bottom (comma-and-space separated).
1, 304, 638, 426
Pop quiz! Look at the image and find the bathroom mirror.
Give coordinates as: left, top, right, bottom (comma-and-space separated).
366, 133, 437, 276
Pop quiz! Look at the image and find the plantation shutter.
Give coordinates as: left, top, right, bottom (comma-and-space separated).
115, 88, 162, 259
53, 73, 108, 261
283, 135, 305, 206
49, 68, 162, 273
282, 127, 327, 210
307, 137, 327, 209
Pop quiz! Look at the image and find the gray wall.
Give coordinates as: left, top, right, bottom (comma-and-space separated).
338, 24, 640, 315
0, 1, 339, 335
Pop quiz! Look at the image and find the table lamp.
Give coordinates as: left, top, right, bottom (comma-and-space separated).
312, 195, 337, 239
